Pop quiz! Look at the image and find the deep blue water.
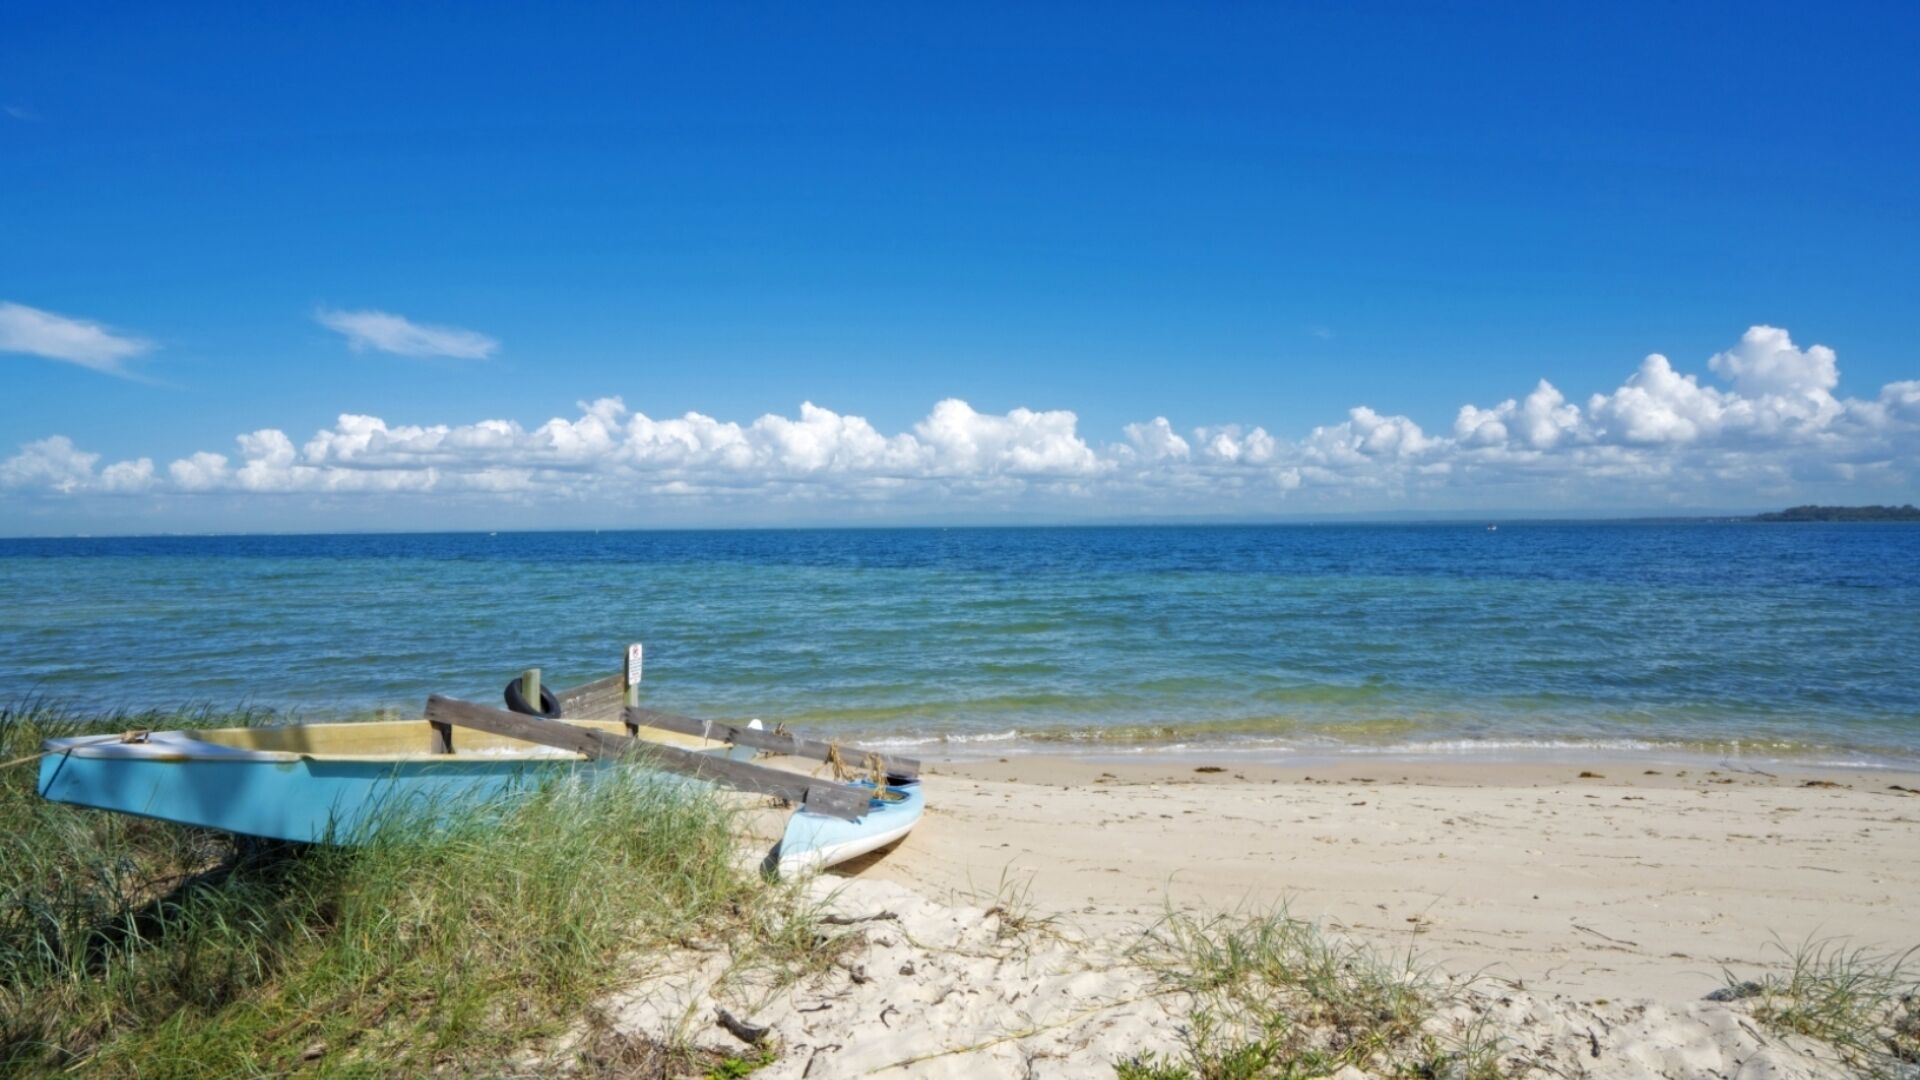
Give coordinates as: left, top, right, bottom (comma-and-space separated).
3, 524, 1917, 763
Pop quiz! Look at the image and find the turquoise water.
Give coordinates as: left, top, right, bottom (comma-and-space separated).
3, 525, 1917, 764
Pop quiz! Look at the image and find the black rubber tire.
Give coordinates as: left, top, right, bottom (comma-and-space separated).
504, 679, 563, 718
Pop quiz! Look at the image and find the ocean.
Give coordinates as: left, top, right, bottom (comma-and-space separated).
3, 524, 1916, 766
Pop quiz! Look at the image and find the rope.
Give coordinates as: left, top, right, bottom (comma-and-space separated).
825, 739, 853, 781
0, 729, 150, 772
820, 740, 901, 800
864, 752, 892, 801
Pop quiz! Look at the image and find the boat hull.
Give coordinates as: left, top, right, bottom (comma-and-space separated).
37, 747, 597, 843
38, 723, 923, 872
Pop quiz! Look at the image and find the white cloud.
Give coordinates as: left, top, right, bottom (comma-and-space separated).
1586, 353, 1723, 444
1305, 407, 1436, 464
1456, 380, 1580, 450
1194, 424, 1277, 464
0, 301, 153, 374
913, 400, 1102, 477
0, 437, 156, 496
316, 308, 499, 360
0, 436, 98, 493
4, 325, 1917, 518
1584, 327, 1849, 447
167, 452, 231, 491
1708, 325, 1838, 397
1876, 381, 1920, 422
1120, 417, 1191, 461
99, 458, 156, 492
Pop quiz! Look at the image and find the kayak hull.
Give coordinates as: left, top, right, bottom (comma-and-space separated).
777, 777, 924, 875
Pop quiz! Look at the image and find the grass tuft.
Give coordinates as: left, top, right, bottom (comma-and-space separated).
968, 867, 1064, 946
0, 701, 804, 1076
1119, 904, 1505, 1079
1724, 934, 1920, 1077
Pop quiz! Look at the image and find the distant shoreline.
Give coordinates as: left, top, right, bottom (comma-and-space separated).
1747, 503, 1920, 522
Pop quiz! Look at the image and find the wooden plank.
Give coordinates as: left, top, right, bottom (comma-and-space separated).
423, 696, 872, 820
556, 673, 625, 720
625, 707, 921, 779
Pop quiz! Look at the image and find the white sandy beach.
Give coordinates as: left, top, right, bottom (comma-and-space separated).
582, 755, 1920, 1077
884, 756, 1920, 1003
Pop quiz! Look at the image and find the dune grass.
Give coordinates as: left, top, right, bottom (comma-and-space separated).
0, 702, 804, 1077
1723, 935, 1920, 1078
1115, 905, 1505, 1080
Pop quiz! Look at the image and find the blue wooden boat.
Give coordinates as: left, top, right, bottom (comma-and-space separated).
38, 685, 923, 875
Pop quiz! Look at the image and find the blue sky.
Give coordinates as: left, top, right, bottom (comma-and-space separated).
4, 2, 1918, 532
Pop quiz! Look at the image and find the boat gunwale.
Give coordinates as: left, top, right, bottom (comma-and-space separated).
39, 717, 705, 766
40, 733, 600, 765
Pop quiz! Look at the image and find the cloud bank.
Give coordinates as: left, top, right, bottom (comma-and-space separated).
6, 326, 1918, 525
0, 301, 152, 374
316, 308, 499, 359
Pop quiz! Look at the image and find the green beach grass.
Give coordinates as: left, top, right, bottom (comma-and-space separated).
1115, 905, 1504, 1080
0, 702, 809, 1077
1721, 936, 1920, 1078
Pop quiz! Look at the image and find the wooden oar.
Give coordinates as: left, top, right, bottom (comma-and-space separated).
423, 696, 871, 821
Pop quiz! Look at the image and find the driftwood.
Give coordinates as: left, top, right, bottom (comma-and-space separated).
820, 911, 899, 926
625, 707, 921, 779
423, 696, 872, 820
714, 1008, 769, 1045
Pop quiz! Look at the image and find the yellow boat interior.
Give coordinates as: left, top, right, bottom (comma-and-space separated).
80, 717, 717, 762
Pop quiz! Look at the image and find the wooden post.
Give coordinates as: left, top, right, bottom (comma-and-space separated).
622, 643, 644, 735
521, 667, 542, 713
430, 717, 453, 753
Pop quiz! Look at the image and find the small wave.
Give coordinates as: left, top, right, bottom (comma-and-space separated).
861, 729, 1025, 748
1346, 738, 1669, 755
843, 726, 1919, 768
773, 692, 1143, 728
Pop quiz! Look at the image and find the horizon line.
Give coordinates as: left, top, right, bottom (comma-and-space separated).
0, 510, 1849, 541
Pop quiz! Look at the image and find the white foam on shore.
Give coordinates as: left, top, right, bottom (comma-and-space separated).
862, 728, 1024, 748
860, 731, 1920, 770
